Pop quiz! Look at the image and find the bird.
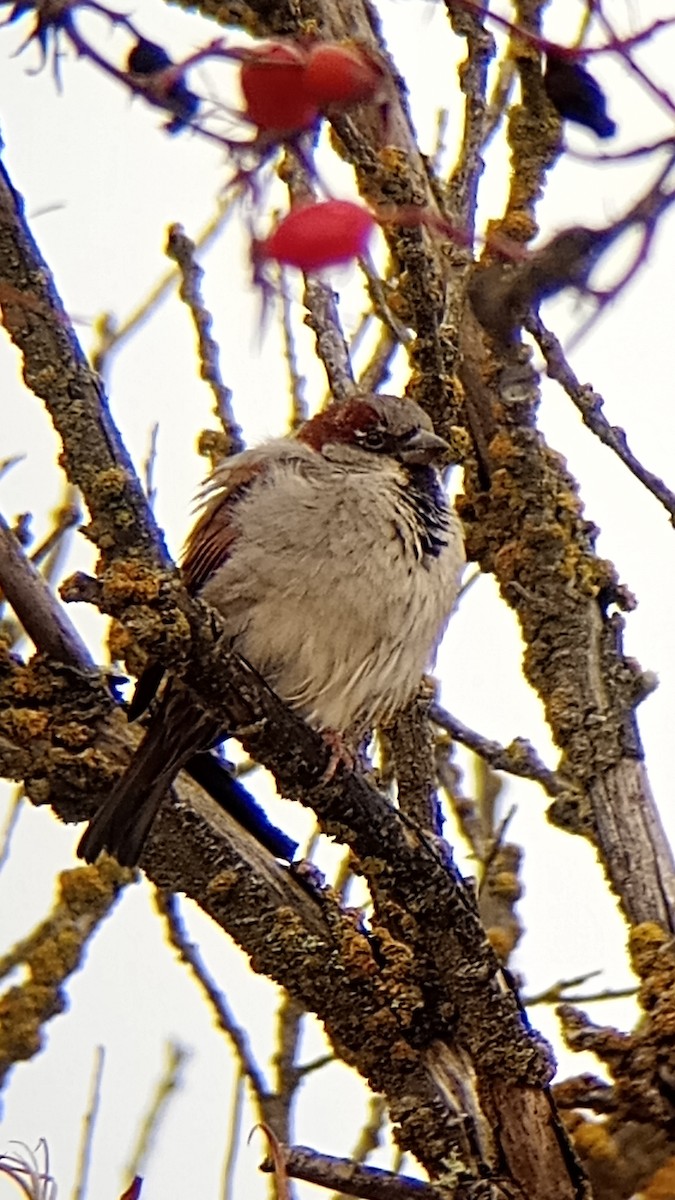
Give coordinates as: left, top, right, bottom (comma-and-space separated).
77, 393, 466, 867
544, 52, 616, 139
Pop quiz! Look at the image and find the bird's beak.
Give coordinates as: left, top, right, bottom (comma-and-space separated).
400, 428, 450, 464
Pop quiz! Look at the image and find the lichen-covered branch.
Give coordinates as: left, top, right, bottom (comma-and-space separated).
0, 859, 130, 1088
0, 141, 590, 1192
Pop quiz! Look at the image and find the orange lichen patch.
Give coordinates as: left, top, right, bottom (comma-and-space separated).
90, 467, 132, 504
30, 928, 82, 982
10, 664, 63, 702
490, 870, 522, 903
340, 926, 380, 978
389, 1038, 421, 1065
627, 929, 675, 1059
485, 210, 538, 250
629, 922, 672, 981
573, 1120, 619, 1165
101, 560, 163, 607
207, 869, 241, 901
61, 857, 130, 905
487, 925, 518, 961
52, 720, 94, 749
107, 618, 133, 662
0, 707, 49, 743
642, 1155, 675, 1199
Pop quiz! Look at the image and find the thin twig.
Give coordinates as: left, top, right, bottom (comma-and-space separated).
0, 512, 94, 668
29, 491, 81, 581
430, 702, 572, 800
220, 1069, 245, 1200
445, 0, 495, 236
280, 271, 308, 431
527, 312, 675, 525
0, 787, 24, 874
359, 254, 412, 346
166, 223, 243, 455
91, 195, 238, 375
346, 1094, 388, 1169
271, 991, 304, 1143
481, 56, 516, 146
156, 891, 270, 1107
524, 970, 637, 1007
72, 1045, 105, 1200
282, 160, 355, 402
356, 326, 398, 393
594, 4, 675, 120
0, 455, 25, 481
125, 1042, 189, 1181
143, 423, 159, 510
264, 1144, 449, 1200
303, 277, 356, 401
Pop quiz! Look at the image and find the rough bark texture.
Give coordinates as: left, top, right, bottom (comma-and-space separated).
2, 0, 675, 1196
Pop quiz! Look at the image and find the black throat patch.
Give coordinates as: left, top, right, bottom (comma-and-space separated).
403, 465, 451, 559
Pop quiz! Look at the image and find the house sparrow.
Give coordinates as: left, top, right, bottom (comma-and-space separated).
78, 393, 465, 866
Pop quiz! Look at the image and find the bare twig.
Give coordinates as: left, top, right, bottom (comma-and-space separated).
281, 161, 355, 402
344, 1094, 388, 1174
303, 276, 355, 402
0, 455, 25, 481
92, 194, 238, 375
30, 491, 81, 583
221, 1069, 245, 1200
357, 325, 398, 393
270, 992, 304, 1142
156, 891, 270, 1108
72, 1045, 105, 1200
126, 1042, 190, 1181
280, 272, 308, 430
262, 1144, 450, 1200
430, 702, 573, 800
524, 971, 637, 1007
142, 423, 159, 510
0, 787, 23, 874
166, 223, 243, 455
527, 312, 675, 525
0, 512, 94, 669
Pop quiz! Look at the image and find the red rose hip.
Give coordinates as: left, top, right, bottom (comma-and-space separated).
303, 42, 386, 106
240, 41, 319, 133
256, 200, 377, 271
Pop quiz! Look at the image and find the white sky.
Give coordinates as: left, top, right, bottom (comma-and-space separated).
2, 1, 675, 1196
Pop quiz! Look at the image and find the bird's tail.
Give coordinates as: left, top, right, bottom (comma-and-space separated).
78, 683, 221, 867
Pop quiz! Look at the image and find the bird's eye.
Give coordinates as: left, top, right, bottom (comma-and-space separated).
363, 428, 385, 449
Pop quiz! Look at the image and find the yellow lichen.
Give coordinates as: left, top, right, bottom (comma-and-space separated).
102, 561, 162, 606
